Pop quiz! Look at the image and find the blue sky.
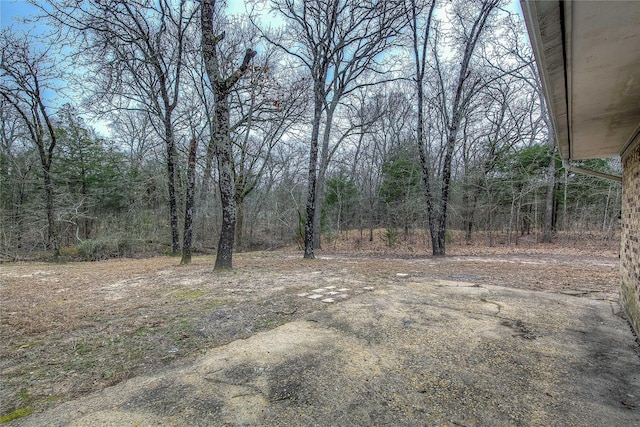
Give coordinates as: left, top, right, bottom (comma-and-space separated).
2, 1, 522, 30
1, 0, 249, 29
0, 0, 37, 28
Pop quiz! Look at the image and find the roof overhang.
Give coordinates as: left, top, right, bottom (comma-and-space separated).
520, 0, 640, 160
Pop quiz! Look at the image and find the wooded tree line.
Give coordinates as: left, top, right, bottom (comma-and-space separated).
0, 0, 622, 266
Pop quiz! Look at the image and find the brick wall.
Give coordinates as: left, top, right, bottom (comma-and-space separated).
621, 141, 640, 337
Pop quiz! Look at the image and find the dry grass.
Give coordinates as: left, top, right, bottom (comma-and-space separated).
0, 233, 622, 420
322, 228, 619, 257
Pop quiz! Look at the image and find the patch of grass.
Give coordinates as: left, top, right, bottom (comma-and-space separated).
35, 298, 67, 310
0, 407, 34, 423
170, 289, 206, 301
257, 316, 280, 329
10, 338, 36, 351
105, 337, 122, 346
102, 364, 129, 381
200, 297, 228, 311
134, 326, 157, 337
43, 395, 64, 404
74, 342, 92, 355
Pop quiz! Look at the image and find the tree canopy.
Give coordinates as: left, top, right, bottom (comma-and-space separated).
0, 0, 622, 263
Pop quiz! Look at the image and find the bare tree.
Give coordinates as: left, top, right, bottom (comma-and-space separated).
262, 0, 409, 258
484, 14, 554, 241
423, 0, 499, 255
408, 0, 437, 250
349, 86, 415, 241
37, 0, 199, 254
110, 109, 160, 175
0, 99, 39, 255
181, 133, 198, 265
207, 18, 309, 251
231, 67, 308, 251
459, 75, 529, 242
0, 29, 62, 256
201, 0, 257, 270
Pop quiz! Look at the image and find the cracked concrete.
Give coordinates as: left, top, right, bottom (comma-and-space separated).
7, 278, 640, 426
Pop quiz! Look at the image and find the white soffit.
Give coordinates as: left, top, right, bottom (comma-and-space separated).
521, 0, 640, 160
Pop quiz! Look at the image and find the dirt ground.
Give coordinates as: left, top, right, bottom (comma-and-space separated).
0, 236, 625, 422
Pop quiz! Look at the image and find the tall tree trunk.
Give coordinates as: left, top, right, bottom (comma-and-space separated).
410, 0, 438, 255
201, 0, 256, 270
181, 135, 198, 265
418, 132, 438, 252
436, 113, 462, 256
312, 168, 326, 250
14, 185, 26, 249
165, 122, 180, 254
213, 100, 235, 270
412, 0, 496, 256
463, 188, 478, 244
312, 103, 338, 250
602, 184, 612, 233
235, 198, 245, 252
304, 95, 323, 259
542, 145, 556, 243
35, 119, 59, 257
0, 30, 60, 257
201, 135, 216, 202
43, 164, 59, 256
433, 0, 497, 256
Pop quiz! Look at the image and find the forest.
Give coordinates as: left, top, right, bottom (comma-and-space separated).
0, 0, 622, 268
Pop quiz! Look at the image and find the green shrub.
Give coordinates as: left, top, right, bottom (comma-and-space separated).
382, 228, 398, 247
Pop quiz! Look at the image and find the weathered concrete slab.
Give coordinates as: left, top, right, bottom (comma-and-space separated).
9, 279, 640, 426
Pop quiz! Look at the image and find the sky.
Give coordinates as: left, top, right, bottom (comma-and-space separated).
0, 0, 38, 29
0, 0, 249, 29
1, 1, 524, 30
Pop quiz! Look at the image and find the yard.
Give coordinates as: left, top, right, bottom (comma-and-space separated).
0, 235, 623, 421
